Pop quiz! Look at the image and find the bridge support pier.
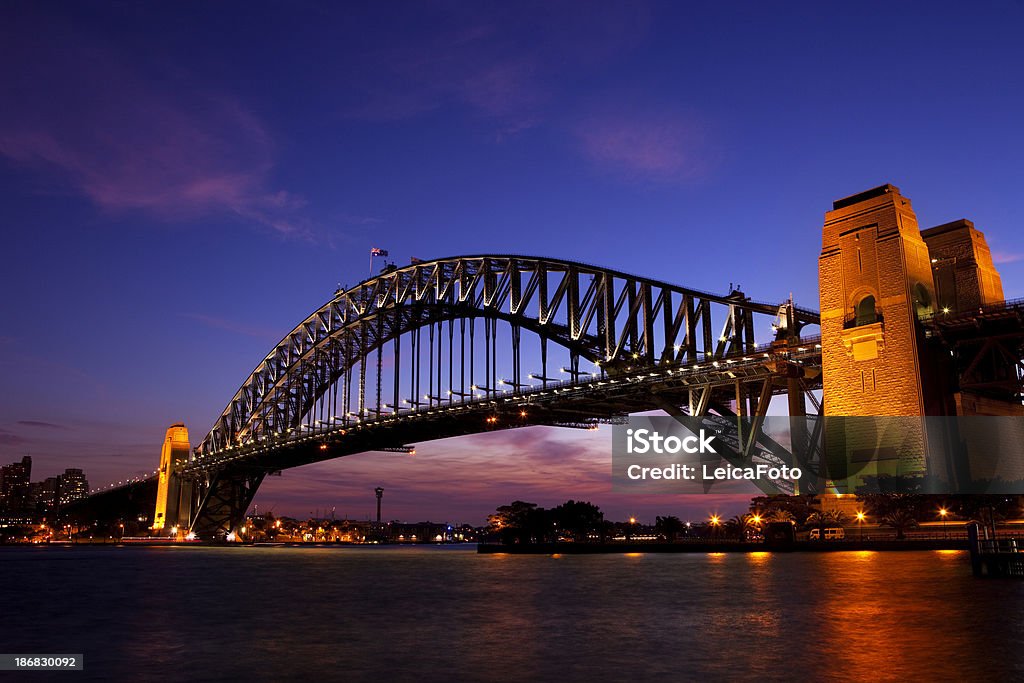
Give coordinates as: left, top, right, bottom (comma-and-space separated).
190, 470, 266, 541
153, 423, 191, 535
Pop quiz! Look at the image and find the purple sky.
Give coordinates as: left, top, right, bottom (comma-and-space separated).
2, 2, 1023, 525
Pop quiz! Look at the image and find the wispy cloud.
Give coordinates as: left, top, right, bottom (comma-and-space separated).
0, 428, 27, 446
992, 250, 1023, 265
0, 14, 307, 237
180, 313, 283, 341
340, 3, 652, 140
573, 107, 717, 184
16, 420, 68, 430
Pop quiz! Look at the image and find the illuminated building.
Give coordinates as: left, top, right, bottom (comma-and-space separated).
58, 469, 90, 508
153, 423, 192, 533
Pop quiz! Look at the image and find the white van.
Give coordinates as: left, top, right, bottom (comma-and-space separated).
808, 527, 845, 541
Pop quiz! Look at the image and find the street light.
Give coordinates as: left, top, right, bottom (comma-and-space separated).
939, 508, 949, 539
855, 511, 866, 542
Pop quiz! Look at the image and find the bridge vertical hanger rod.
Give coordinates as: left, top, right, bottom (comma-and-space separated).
469, 318, 475, 396
415, 326, 421, 410
343, 363, 351, 425
662, 289, 674, 363
428, 321, 435, 407
568, 265, 579, 346
684, 295, 697, 362
317, 361, 324, 432
393, 331, 401, 415
437, 317, 443, 406
601, 274, 614, 362
459, 318, 466, 403
744, 308, 756, 353
541, 335, 548, 389
448, 319, 454, 405
627, 281, 638, 357
491, 317, 497, 397
409, 326, 417, 411
358, 327, 367, 419
512, 324, 521, 394
376, 315, 383, 417
484, 318, 490, 399
701, 300, 714, 359
642, 283, 654, 364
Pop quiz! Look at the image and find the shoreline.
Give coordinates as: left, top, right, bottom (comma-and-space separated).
478, 540, 969, 554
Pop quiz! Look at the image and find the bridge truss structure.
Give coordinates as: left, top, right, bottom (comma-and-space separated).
177, 256, 822, 538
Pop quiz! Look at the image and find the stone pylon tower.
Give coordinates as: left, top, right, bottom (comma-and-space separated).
922, 218, 1004, 315
819, 184, 939, 416
153, 423, 192, 533
818, 185, 938, 487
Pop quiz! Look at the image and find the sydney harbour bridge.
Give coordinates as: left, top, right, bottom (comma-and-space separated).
79, 185, 1024, 540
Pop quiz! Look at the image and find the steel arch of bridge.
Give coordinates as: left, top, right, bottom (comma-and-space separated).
186, 255, 822, 539
199, 255, 818, 456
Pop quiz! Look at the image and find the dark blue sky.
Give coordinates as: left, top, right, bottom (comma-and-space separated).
2, 1, 1022, 523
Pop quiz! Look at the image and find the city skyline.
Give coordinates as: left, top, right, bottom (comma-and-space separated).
2, 2, 1024, 524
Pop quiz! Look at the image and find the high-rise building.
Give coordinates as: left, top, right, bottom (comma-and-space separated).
0, 456, 33, 520
58, 468, 89, 508
30, 476, 61, 519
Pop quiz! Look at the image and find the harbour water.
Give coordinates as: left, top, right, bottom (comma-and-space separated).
3, 546, 1022, 681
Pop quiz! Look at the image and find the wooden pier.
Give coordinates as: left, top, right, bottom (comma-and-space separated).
967, 522, 1024, 577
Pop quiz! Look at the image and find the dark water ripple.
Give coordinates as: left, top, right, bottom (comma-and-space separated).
1, 547, 1022, 682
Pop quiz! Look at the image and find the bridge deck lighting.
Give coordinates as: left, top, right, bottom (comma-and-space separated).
939, 508, 948, 517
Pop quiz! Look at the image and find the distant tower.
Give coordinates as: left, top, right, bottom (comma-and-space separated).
375, 487, 383, 523
818, 185, 938, 487
921, 219, 1004, 314
153, 423, 191, 533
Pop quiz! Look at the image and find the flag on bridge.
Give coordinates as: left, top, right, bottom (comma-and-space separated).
370, 247, 389, 257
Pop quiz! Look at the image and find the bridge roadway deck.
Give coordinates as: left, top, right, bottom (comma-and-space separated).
180, 338, 823, 477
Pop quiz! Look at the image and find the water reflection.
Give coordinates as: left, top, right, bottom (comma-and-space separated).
1, 548, 1022, 682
